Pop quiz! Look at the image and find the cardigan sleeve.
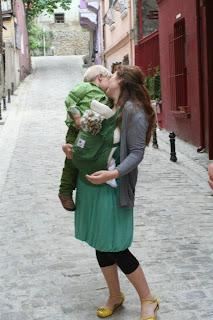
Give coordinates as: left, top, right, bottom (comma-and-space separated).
116, 111, 148, 177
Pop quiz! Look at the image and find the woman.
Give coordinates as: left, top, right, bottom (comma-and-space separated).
74, 65, 159, 320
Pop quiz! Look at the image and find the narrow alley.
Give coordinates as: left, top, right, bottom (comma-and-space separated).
0, 56, 212, 320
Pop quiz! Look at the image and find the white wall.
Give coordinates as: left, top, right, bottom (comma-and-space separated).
36, 0, 82, 31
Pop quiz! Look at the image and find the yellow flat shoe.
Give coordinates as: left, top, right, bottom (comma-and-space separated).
97, 293, 125, 318
140, 297, 159, 320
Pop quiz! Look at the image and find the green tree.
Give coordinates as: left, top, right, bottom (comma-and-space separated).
28, 23, 54, 55
24, 0, 72, 22
145, 66, 161, 101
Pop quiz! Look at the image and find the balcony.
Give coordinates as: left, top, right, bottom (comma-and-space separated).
79, 0, 99, 32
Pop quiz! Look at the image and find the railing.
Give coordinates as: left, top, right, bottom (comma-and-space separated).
169, 32, 188, 111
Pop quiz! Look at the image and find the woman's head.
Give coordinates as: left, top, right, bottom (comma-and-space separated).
107, 65, 156, 146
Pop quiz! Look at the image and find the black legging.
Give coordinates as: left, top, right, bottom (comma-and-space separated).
96, 249, 139, 275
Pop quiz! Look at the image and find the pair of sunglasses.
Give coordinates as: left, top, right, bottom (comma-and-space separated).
112, 61, 121, 65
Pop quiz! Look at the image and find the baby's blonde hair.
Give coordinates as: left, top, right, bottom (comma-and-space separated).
83, 65, 112, 82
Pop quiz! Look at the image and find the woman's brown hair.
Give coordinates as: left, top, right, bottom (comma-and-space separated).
116, 65, 156, 146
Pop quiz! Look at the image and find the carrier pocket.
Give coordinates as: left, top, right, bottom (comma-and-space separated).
72, 130, 105, 161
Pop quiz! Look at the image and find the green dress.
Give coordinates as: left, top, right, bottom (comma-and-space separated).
74, 147, 133, 252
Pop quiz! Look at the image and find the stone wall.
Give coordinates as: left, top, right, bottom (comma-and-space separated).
52, 30, 89, 56
142, 0, 159, 38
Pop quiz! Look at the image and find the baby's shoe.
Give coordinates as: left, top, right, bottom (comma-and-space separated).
58, 194, 76, 211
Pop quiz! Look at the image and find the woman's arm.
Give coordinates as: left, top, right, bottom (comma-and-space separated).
116, 113, 148, 177
85, 112, 148, 185
85, 169, 120, 184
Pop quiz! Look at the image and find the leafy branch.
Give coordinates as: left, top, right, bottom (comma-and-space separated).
23, 0, 72, 22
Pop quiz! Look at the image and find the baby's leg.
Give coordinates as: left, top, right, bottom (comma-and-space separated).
59, 126, 78, 211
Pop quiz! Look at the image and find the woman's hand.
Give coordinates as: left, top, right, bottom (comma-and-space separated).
85, 170, 120, 185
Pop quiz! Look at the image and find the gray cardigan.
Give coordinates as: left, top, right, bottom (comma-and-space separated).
116, 101, 148, 209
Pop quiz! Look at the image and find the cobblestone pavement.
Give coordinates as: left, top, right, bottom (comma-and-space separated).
0, 56, 213, 320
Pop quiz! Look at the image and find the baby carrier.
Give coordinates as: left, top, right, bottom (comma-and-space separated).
72, 100, 120, 186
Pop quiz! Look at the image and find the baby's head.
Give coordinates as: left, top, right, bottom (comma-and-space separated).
83, 65, 112, 93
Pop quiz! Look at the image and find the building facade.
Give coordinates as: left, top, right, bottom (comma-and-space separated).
79, 0, 101, 65
36, 0, 90, 56
157, 0, 213, 159
100, 0, 135, 70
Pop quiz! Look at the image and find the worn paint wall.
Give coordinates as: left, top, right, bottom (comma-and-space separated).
4, 41, 20, 90
15, 0, 31, 80
2, 13, 20, 90
157, 0, 201, 146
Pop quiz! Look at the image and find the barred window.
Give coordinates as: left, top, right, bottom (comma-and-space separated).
169, 18, 188, 111
55, 13, 65, 23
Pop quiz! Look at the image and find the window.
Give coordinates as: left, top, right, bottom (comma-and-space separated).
169, 18, 188, 111
2, 0, 12, 12
113, 0, 127, 14
110, 0, 115, 26
54, 13, 65, 23
21, 33, 24, 54
123, 54, 129, 65
120, 0, 127, 13
14, 22, 20, 49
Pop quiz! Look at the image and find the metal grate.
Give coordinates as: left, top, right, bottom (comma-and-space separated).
169, 19, 188, 111
55, 13, 65, 23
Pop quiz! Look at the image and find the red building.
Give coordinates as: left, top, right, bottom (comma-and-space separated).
157, 0, 213, 159
134, 0, 162, 126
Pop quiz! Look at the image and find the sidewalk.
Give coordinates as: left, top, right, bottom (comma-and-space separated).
154, 128, 211, 188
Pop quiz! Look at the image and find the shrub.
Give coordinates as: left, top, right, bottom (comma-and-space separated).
145, 66, 161, 101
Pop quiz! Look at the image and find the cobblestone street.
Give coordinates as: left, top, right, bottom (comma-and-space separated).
0, 56, 213, 320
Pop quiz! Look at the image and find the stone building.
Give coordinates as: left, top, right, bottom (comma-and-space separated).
36, 0, 90, 56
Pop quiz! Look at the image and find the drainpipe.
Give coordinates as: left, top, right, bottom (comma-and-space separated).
128, 0, 134, 65
196, 0, 205, 152
101, 0, 106, 66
